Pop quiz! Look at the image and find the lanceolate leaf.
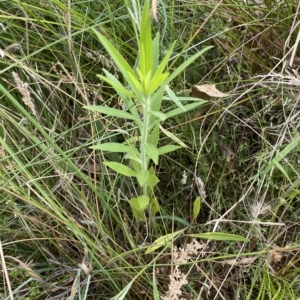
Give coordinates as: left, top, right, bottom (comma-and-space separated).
150, 111, 167, 121
165, 85, 186, 111
150, 88, 164, 120
84, 105, 137, 120
158, 145, 181, 155
187, 232, 249, 242
146, 229, 184, 254
124, 152, 142, 164
165, 100, 208, 119
145, 142, 159, 165
91, 143, 139, 154
159, 125, 189, 148
139, 0, 152, 76
97, 73, 135, 98
92, 28, 134, 76
153, 41, 176, 79
146, 73, 169, 95
193, 197, 201, 220
104, 162, 136, 177
148, 124, 160, 147
127, 71, 145, 96
100, 70, 140, 121
151, 32, 160, 74
164, 46, 214, 86
92, 28, 143, 97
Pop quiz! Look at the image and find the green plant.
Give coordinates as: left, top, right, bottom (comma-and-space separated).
84, 0, 212, 221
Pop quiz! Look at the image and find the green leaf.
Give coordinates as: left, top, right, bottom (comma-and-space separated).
110, 280, 133, 300
104, 162, 136, 177
151, 33, 160, 74
139, 0, 152, 76
91, 143, 139, 154
152, 264, 160, 300
155, 215, 190, 226
145, 142, 159, 165
187, 232, 249, 242
150, 88, 164, 121
147, 173, 160, 188
148, 124, 160, 148
160, 125, 189, 148
127, 71, 145, 96
147, 167, 160, 187
274, 160, 290, 181
164, 46, 214, 86
165, 100, 208, 119
97, 73, 135, 98
150, 111, 167, 121
129, 195, 150, 211
130, 160, 142, 173
158, 145, 181, 155
285, 189, 300, 199
145, 70, 153, 89
145, 229, 184, 254
92, 28, 142, 97
124, 152, 141, 164
84, 105, 136, 120
193, 197, 201, 221
137, 170, 150, 186
153, 41, 176, 79
131, 207, 146, 222
150, 197, 160, 215
146, 73, 169, 95
100, 70, 140, 121
165, 85, 186, 111
263, 135, 300, 175
124, 152, 142, 173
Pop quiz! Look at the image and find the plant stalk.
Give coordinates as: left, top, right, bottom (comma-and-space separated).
140, 95, 151, 196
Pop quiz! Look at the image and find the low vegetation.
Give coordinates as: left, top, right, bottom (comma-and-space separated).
0, 0, 299, 299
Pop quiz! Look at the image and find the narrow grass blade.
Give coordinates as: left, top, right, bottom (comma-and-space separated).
263, 135, 300, 175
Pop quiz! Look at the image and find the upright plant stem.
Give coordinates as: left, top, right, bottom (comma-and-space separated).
140, 95, 151, 196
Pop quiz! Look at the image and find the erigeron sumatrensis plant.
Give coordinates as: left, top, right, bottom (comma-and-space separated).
84, 0, 212, 221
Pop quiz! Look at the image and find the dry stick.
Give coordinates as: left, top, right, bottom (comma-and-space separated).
150, 0, 158, 22
0, 240, 14, 300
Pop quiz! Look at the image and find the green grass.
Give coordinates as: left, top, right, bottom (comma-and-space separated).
0, 0, 300, 299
